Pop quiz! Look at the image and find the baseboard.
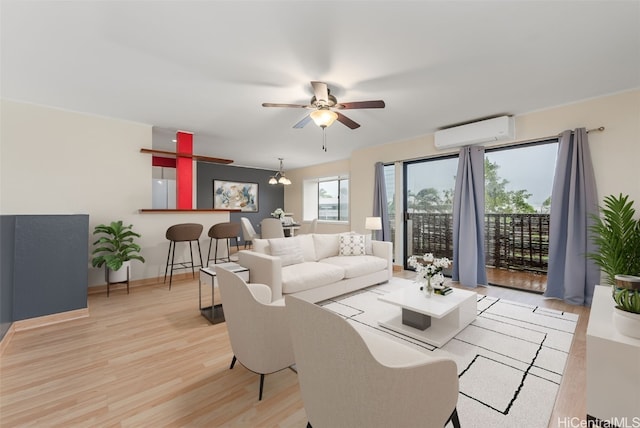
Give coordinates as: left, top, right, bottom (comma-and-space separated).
0, 308, 90, 355
0, 323, 17, 356
13, 308, 89, 332
87, 272, 199, 295
393, 264, 403, 272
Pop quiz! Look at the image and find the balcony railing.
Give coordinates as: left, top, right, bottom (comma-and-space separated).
407, 213, 550, 273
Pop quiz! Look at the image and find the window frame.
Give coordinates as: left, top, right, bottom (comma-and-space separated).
302, 175, 350, 223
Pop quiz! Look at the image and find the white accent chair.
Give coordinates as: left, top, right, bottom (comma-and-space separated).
215, 266, 295, 400
285, 295, 461, 428
260, 218, 285, 239
240, 217, 260, 249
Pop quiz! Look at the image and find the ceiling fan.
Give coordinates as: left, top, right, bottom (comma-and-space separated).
262, 81, 385, 130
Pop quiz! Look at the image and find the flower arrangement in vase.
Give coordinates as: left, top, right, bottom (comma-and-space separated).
271, 208, 284, 219
408, 253, 451, 297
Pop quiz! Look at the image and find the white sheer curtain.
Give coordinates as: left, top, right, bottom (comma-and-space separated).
452, 146, 488, 287
545, 128, 599, 306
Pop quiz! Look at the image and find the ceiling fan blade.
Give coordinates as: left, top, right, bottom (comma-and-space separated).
262, 102, 308, 108
293, 114, 313, 129
336, 100, 386, 109
336, 112, 360, 129
310, 81, 329, 105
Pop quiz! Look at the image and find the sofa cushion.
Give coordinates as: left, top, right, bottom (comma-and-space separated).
252, 238, 270, 254
313, 233, 341, 260
281, 262, 345, 294
295, 234, 317, 261
269, 238, 304, 266
319, 255, 388, 279
339, 234, 366, 256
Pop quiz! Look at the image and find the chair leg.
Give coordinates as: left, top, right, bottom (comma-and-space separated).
258, 373, 265, 401
164, 241, 173, 283
214, 239, 219, 264
196, 239, 203, 268
306, 423, 312, 428
169, 241, 176, 290
230, 355, 236, 369
207, 238, 213, 267
189, 241, 196, 277
447, 408, 461, 428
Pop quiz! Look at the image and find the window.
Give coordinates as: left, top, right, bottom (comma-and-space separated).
303, 176, 349, 222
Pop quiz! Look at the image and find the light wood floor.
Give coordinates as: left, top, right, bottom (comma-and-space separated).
0, 271, 590, 427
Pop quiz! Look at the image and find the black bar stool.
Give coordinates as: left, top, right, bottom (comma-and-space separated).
207, 222, 241, 265
164, 223, 203, 289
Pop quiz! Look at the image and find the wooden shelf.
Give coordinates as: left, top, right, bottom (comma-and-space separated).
140, 148, 233, 165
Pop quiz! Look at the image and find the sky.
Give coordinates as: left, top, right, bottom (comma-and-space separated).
403, 142, 559, 211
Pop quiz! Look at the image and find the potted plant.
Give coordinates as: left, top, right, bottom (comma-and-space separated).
91, 220, 145, 283
588, 194, 640, 338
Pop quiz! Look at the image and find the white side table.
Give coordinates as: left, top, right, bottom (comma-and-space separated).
199, 262, 249, 324
586, 285, 640, 425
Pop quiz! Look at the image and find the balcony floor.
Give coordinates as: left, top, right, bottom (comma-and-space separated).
486, 267, 547, 294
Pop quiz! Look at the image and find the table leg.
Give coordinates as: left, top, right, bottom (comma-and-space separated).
199, 272, 225, 324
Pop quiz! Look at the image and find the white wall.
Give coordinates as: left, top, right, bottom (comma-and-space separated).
284, 158, 351, 235
3, 90, 638, 285
1, 100, 229, 286
286, 89, 640, 263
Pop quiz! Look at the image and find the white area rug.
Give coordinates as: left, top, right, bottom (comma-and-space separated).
318, 278, 579, 428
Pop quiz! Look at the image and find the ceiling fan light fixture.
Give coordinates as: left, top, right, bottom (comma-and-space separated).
310, 109, 338, 128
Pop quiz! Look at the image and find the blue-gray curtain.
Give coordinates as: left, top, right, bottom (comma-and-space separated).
545, 128, 599, 306
373, 162, 391, 241
452, 146, 488, 287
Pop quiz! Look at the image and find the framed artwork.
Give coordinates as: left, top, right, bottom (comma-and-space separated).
213, 180, 258, 212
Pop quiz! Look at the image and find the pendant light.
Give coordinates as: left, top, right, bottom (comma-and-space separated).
269, 158, 291, 185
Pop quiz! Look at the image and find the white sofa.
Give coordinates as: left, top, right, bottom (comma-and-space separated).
237, 233, 393, 303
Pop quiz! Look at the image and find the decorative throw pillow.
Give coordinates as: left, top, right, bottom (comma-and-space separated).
268, 238, 305, 266
339, 234, 366, 256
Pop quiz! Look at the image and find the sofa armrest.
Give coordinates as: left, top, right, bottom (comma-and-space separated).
237, 250, 283, 301
372, 240, 393, 280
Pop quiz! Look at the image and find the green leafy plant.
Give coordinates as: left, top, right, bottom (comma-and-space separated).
613, 284, 640, 314
91, 221, 145, 272
588, 194, 640, 314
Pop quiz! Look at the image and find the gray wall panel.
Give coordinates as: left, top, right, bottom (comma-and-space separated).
0, 216, 16, 340
13, 215, 88, 320
197, 163, 284, 245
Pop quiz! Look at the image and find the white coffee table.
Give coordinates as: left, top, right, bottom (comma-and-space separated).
378, 286, 477, 347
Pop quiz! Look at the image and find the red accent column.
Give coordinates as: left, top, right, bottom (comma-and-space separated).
176, 131, 193, 209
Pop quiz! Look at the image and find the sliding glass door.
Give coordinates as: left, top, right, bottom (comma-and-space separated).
401, 140, 558, 291
403, 156, 458, 269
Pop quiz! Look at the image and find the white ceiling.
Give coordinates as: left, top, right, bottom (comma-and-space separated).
2, 1, 639, 170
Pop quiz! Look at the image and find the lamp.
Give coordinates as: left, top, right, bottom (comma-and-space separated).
365, 216, 382, 240
269, 158, 291, 186
310, 109, 338, 128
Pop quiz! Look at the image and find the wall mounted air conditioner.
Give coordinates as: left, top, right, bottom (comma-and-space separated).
434, 115, 515, 149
